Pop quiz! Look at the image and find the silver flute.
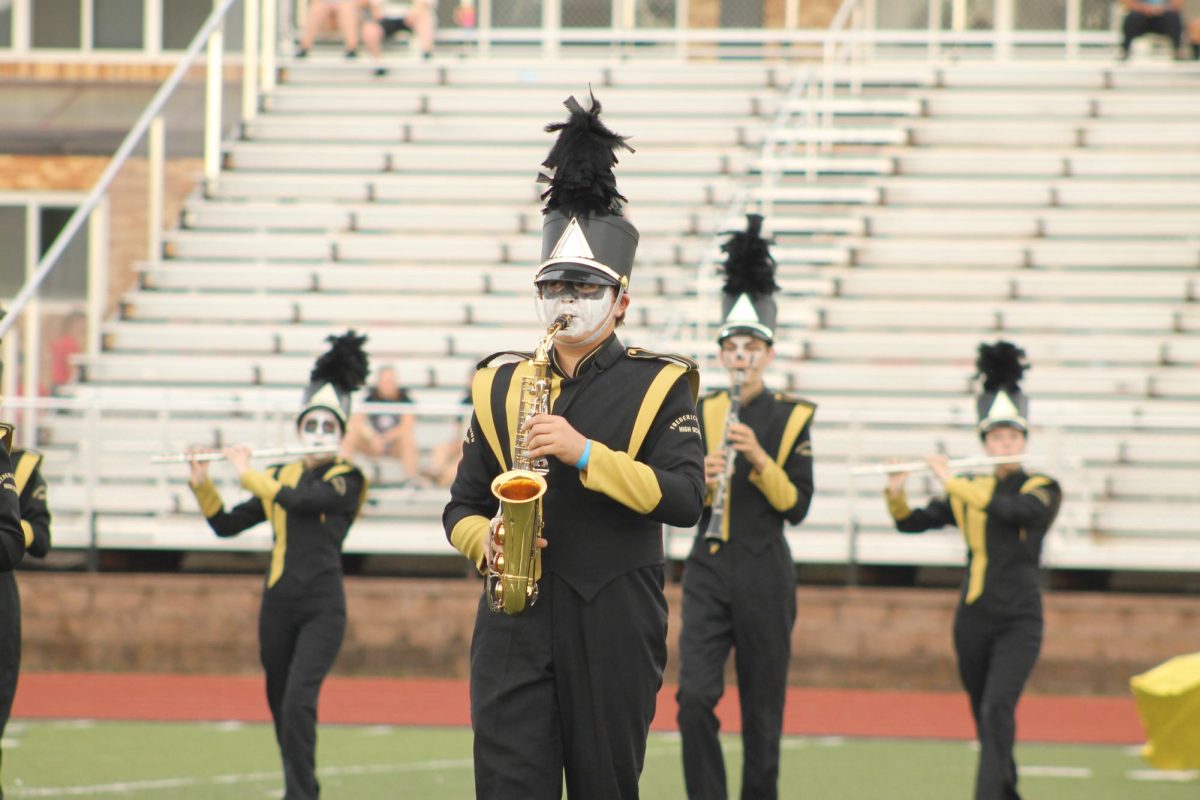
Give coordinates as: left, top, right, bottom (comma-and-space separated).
150, 445, 339, 464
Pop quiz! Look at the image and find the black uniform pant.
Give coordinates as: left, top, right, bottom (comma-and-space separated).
258, 572, 347, 800
0, 574, 20, 800
470, 567, 669, 800
1122, 11, 1183, 52
953, 602, 1042, 800
677, 537, 796, 800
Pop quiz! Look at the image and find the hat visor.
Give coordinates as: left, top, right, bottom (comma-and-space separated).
535, 263, 620, 287
718, 323, 774, 344
978, 418, 1027, 435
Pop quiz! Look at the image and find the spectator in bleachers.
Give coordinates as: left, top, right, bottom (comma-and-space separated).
340, 365, 424, 486
48, 310, 85, 393
297, 0, 389, 73
379, 0, 438, 60
1189, 15, 1200, 58
423, 390, 470, 488
882, 341, 1062, 800
1118, 0, 1184, 60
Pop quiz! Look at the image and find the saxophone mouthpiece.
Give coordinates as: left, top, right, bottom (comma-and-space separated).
554, 314, 572, 330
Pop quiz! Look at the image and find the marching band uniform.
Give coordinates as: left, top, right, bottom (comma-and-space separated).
677, 216, 815, 800
885, 342, 1061, 800
0, 430, 24, 571
0, 449, 50, 798
189, 333, 369, 800
443, 95, 706, 799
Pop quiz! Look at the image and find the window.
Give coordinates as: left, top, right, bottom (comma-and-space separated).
95, 0, 146, 49
0, 206, 26, 296
0, 4, 13, 49
32, 0, 83, 49
38, 207, 90, 300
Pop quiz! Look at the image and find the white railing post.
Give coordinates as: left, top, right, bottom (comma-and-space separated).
148, 115, 165, 263
478, 0, 493, 57
12, 0, 30, 53
87, 198, 109, 360
676, 0, 689, 60
995, 0, 1014, 60
543, 0, 561, 59
1065, 0, 1082, 60
21, 208, 40, 444
927, 0, 941, 60
243, 0, 260, 123
204, 0, 226, 190
146, 0, 163, 57
260, 0, 278, 95
1, 330, 16, 405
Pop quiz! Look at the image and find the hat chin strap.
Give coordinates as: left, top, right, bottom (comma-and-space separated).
558, 286, 624, 349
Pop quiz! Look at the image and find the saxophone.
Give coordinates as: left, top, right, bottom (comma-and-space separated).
487, 314, 569, 615
703, 368, 746, 549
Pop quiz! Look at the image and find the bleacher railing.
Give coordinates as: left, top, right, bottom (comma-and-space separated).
8, 392, 1200, 574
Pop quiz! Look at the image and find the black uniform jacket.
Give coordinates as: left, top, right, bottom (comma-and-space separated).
192, 458, 367, 588
697, 389, 815, 552
443, 334, 707, 601
0, 444, 23, 571
887, 469, 1062, 617
11, 450, 51, 558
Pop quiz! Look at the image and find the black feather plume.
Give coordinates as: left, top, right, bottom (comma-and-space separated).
539, 92, 634, 217
310, 330, 369, 394
720, 214, 778, 298
975, 340, 1028, 392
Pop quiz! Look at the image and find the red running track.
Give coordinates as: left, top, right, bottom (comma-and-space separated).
12, 673, 1145, 745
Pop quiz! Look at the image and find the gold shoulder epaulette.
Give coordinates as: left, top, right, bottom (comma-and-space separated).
773, 393, 817, 410
476, 350, 533, 370
625, 347, 699, 370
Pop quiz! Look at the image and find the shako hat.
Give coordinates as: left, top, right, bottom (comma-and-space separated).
717, 213, 779, 344
536, 93, 638, 289
300, 330, 369, 429
975, 340, 1029, 436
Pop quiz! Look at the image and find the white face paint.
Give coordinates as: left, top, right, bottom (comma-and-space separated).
719, 334, 773, 385
297, 407, 343, 452
535, 282, 620, 347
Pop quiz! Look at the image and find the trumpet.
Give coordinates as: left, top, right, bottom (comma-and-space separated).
150, 445, 339, 464
850, 453, 1033, 476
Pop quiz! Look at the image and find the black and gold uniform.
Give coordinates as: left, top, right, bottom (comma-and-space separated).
191, 457, 366, 800
0, 433, 24, 571
0, 449, 50, 797
445, 335, 705, 799
887, 469, 1060, 799
677, 214, 812, 800
885, 341, 1061, 800
678, 389, 813, 800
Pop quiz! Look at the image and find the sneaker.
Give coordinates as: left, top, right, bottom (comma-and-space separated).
344, 49, 358, 60
295, 47, 308, 58
374, 66, 388, 77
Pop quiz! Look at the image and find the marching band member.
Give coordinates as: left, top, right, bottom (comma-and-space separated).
443, 94, 705, 799
0, 445, 50, 798
187, 332, 369, 800
883, 341, 1062, 800
676, 214, 815, 800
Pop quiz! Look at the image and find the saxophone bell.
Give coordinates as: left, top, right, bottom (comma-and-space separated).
488, 469, 547, 615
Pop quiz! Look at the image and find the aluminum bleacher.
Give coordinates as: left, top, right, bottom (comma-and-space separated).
40, 55, 1200, 574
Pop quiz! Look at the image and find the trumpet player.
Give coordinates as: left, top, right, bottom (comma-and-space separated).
677, 215, 815, 800
443, 95, 705, 799
186, 332, 369, 800
883, 341, 1061, 800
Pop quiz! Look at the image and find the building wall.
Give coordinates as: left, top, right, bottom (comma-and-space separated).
18, 572, 1192, 696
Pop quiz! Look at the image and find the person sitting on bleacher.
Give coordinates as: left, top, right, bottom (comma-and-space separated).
297, 0, 389, 74
379, 0, 438, 60
1189, 15, 1200, 58
340, 365, 425, 486
1119, 0, 1184, 60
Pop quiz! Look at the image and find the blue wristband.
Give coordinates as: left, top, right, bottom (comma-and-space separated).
575, 440, 592, 470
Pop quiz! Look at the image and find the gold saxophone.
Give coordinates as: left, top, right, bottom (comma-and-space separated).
487, 314, 569, 615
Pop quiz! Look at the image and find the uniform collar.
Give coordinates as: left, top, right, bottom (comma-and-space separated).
550, 333, 622, 379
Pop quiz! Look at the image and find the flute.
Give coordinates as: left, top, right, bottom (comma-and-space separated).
849, 453, 1032, 477
150, 445, 339, 464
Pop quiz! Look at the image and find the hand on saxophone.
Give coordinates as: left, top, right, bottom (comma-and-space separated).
522, 414, 587, 467
486, 515, 548, 573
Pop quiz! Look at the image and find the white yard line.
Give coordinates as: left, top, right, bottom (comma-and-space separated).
1128, 769, 1200, 782
1019, 766, 1091, 778
8, 758, 475, 798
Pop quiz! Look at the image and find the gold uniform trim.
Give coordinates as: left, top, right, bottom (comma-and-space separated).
748, 460, 797, 513
580, 440, 663, 514
190, 479, 224, 518
471, 367, 506, 471
13, 451, 41, 495
947, 475, 997, 605
451, 515, 490, 575
265, 462, 305, 588
241, 469, 283, 503
20, 520, 33, 548
323, 460, 369, 517
885, 489, 913, 521
628, 363, 688, 461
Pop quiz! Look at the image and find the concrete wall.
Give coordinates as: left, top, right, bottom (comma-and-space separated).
17, 572, 1195, 696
